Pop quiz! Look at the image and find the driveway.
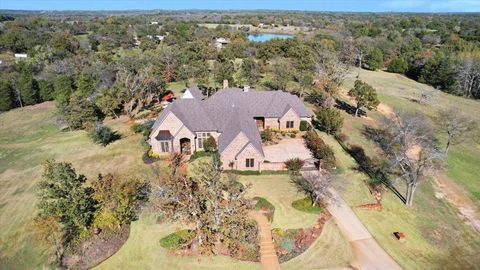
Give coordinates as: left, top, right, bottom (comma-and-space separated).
302, 171, 403, 270
263, 138, 312, 163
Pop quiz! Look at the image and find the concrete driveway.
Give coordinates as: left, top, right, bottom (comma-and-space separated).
263, 138, 312, 162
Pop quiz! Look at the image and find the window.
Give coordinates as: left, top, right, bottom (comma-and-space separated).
245, 158, 255, 168
197, 132, 211, 148
286, 121, 294, 128
160, 141, 170, 152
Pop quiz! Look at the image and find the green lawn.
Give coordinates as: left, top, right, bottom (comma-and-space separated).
326, 69, 480, 269
0, 102, 157, 269
344, 68, 480, 203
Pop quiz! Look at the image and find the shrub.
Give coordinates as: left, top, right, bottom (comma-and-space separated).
159, 229, 193, 249
292, 197, 324, 214
303, 131, 336, 170
203, 136, 217, 152
253, 197, 275, 222
315, 107, 343, 135
285, 158, 304, 173
131, 120, 154, 136
299, 120, 310, 131
189, 151, 213, 161
387, 57, 408, 74
260, 128, 273, 142
90, 125, 120, 146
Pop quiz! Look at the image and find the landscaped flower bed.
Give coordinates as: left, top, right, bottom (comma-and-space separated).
272, 211, 331, 263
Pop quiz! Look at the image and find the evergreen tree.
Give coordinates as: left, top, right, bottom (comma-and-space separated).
0, 81, 15, 111
240, 57, 260, 86
38, 80, 54, 101
54, 75, 73, 109
76, 73, 96, 97
387, 57, 408, 74
65, 92, 104, 130
214, 60, 235, 86
365, 48, 384, 70
315, 107, 344, 134
18, 73, 39, 105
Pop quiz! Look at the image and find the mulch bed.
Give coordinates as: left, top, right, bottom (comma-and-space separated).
62, 226, 130, 270
272, 211, 331, 263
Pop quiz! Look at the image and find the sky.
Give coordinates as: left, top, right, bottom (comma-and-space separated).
1, 0, 480, 12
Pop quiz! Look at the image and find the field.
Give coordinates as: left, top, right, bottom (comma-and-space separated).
326, 68, 480, 269
0, 102, 155, 269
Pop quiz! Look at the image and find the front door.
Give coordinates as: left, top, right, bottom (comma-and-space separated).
180, 138, 191, 155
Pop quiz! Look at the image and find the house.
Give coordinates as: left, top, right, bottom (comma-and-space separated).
214, 37, 230, 49
149, 85, 312, 171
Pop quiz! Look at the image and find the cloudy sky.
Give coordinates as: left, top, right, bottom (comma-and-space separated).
1, 0, 479, 12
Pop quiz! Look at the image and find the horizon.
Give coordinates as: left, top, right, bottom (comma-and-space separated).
1, 0, 480, 13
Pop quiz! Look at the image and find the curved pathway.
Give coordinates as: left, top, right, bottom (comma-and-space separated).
249, 210, 281, 270
302, 171, 402, 270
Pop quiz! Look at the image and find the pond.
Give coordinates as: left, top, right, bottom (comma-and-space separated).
247, 33, 294, 42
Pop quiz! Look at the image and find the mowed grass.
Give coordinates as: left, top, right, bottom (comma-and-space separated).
332, 69, 480, 269
344, 68, 480, 203
238, 174, 352, 268
0, 102, 156, 269
96, 213, 260, 270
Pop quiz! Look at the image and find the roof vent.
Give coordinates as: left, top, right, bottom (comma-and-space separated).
243, 85, 250, 92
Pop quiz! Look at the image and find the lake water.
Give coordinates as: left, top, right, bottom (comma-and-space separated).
247, 33, 294, 42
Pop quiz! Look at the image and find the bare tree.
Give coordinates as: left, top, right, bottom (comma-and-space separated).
291, 171, 335, 206
383, 111, 444, 207
457, 56, 480, 98
314, 52, 349, 97
436, 108, 477, 156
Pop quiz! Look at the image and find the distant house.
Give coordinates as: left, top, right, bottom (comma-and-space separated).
14, 53, 27, 59
149, 85, 312, 171
214, 37, 230, 49
150, 21, 159, 25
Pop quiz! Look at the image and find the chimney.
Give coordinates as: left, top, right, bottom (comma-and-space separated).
223, 79, 229, 89
243, 85, 250, 92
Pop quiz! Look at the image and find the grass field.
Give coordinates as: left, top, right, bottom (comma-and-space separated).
329, 69, 480, 269
0, 102, 156, 269
344, 68, 480, 203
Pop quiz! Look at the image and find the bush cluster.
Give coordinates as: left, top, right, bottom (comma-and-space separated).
90, 124, 120, 146
303, 131, 336, 170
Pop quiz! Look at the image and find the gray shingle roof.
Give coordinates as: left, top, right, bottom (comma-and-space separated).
186, 85, 204, 100
151, 87, 311, 156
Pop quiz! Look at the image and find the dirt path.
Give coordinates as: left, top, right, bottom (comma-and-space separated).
434, 174, 480, 232
248, 210, 281, 270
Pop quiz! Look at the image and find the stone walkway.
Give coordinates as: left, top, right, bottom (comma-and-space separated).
249, 210, 281, 270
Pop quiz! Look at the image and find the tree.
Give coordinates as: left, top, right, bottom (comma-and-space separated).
314, 53, 348, 97
54, 75, 73, 109
420, 52, 458, 94
214, 60, 235, 86
290, 172, 334, 206
365, 48, 383, 70
18, 72, 39, 105
32, 216, 66, 265
268, 57, 294, 90
89, 124, 120, 146
348, 80, 380, 117
37, 160, 95, 235
387, 57, 408, 74
38, 80, 54, 101
203, 136, 217, 152
382, 112, 444, 207
95, 89, 122, 118
437, 108, 477, 156
76, 73, 96, 97
0, 81, 15, 111
64, 92, 104, 130
115, 65, 166, 118
156, 156, 256, 255
457, 54, 480, 99
315, 107, 343, 134
240, 57, 260, 86
92, 174, 150, 230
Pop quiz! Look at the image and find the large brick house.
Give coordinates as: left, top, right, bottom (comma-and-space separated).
149, 86, 311, 171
